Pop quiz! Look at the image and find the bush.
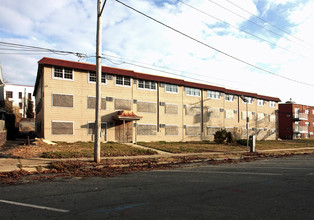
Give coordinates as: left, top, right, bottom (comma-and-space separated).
236, 139, 247, 146
214, 129, 234, 144
226, 132, 234, 143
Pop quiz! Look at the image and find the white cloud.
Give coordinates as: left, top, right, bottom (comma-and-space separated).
0, 0, 314, 105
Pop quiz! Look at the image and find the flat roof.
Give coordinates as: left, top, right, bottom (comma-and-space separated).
35, 57, 281, 102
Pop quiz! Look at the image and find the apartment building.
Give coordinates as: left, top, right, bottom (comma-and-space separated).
279, 101, 314, 139
0, 83, 35, 117
34, 57, 280, 143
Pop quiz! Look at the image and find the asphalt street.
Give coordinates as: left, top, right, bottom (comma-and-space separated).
0, 155, 314, 219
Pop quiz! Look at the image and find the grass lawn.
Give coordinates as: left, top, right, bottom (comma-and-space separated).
138, 139, 314, 154
0, 141, 157, 159
137, 141, 246, 153
41, 142, 157, 158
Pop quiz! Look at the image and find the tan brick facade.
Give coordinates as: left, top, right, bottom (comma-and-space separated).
34, 58, 280, 143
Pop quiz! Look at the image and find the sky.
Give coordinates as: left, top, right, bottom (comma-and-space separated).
0, 0, 314, 105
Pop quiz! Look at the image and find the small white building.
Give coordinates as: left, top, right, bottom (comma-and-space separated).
2, 83, 35, 117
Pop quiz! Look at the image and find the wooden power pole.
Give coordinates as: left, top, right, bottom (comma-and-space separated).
94, 0, 107, 163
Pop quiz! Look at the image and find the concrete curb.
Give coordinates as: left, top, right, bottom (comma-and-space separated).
1, 146, 314, 173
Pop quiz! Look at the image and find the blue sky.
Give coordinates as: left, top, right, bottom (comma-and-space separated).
0, 0, 314, 105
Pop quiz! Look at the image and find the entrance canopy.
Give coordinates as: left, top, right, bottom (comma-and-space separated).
112, 111, 142, 121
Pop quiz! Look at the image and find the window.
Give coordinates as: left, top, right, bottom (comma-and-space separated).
305, 110, 309, 114
88, 122, 106, 135
53, 67, 73, 80
28, 93, 32, 100
88, 72, 106, 84
137, 124, 157, 135
185, 87, 200, 97
269, 101, 276, 108
165, 125, 179, 136
6, 91, 13, 99
87, 96, 106, 109
138, 80, 156, 90
257, 99, 265, 106
242, 97, 253, 104
165, 84, 178, 93
305, 122, 310, 126
225, 94, 234, 102
52, 94, 74, 108
207, 90, 220, 99
19, 103, 23, 109
19, 92, 22, 99
51, 121, 74, 135
116, 76, 131, 86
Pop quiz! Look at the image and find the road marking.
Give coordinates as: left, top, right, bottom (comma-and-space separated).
156, 170, 283, 176
0, 199, 69, 213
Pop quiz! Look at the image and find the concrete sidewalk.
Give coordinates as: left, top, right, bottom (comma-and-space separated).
1, 145, 314, 173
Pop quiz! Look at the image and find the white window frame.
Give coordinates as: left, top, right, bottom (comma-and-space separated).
305, 110, 309, 114
52, 67, 74, 81
115, 76, 131, 87
257, 99, 264, 106
52, 93, 74, 108
51, 121, 74, 135
242, 97, 253, 104
225, 94, 234, 102
165, 84, 178, 94
269, 101, 276, 108
137, 79, 157, 91
305, 122, 310, 126
207, 90, 220, 99
88, 71, 106, 84
185, 87, 200, 97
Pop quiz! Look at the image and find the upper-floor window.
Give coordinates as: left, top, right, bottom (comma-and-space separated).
116, 76, 131, 87
138, 80, 156, 90
28, 93, 32, 100
165, 84, 178, 93
225, 94, 234, 102
185, 87, 200, 97
53, 67, 73, 80
6, 91, 13, 99
207, 90, 220, 99
19, 92, 22, 99
269, 101, 276, 108
305, 110, 309, 114
242, 97, 253, 104
257, 99, 265, 106
88, 72, 106, 84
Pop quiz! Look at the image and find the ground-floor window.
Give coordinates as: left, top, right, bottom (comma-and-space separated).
185, 125, 200, 136
88, 122, 107, 136
165, 125, 179, 136
51, 121, 74, 135
137, 124, 157, 135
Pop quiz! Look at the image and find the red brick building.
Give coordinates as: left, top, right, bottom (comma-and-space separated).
279, 101, 314, 139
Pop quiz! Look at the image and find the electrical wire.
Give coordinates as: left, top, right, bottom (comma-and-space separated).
114, 0, 314, 87
178, 0, 305, 57
206, 0, 312, 51
223, 0, 314, 48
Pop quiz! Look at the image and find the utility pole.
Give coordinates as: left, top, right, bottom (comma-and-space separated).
94, 0, 107, 163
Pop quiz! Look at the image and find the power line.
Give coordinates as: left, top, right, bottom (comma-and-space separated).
206, 0, 312, 51
178, 0, 304, 58
223, 0, 314, 49
0, 41, 87, 58
114, 0, 314, 87
101, 53, 239, 87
